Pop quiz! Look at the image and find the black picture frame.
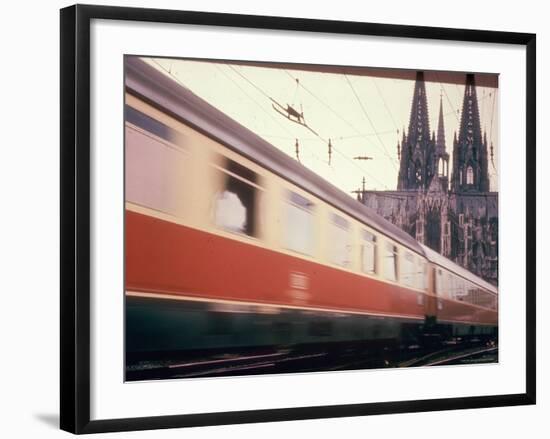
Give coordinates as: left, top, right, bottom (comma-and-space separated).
60, 4, 536, 434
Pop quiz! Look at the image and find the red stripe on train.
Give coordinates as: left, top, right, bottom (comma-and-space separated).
125, 210, 495, 325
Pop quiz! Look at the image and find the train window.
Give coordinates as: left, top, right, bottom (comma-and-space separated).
361, 230, 377, 274
418, 259, 427, 290
446, 273, 453, 299
483, 291, 491, 308
439, 271, 448, 298
435, 268, 443, 296
401, 252, 415, 287
464, 281, 472, 303
445, 273, 451, 297
452, 276, 465, 300
226, 159, 258, 184
125, 105, 187, 146
383, 242, 398, 282
330, 214, 351, 267
285, 191, 314, 255
215, 158, 259, 237
466, 282, 478, 305
473, 288, 481, 306
477, 290, 493, 309
491, 294, 498, 310
437, 269, 452, 299
125, 107, 187, 216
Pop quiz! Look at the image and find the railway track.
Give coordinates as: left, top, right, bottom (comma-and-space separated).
126, 348, 329, 380
126, 339, 498, 381
423, 346, 498, 366
397, 343, 498, 367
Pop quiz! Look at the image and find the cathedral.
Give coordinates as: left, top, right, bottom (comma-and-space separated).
359, 72, 498, 285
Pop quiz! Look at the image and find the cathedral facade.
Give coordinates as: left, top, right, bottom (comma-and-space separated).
359, 72, 498, 285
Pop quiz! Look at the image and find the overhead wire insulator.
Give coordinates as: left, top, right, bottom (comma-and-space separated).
353, 177, 367, 202
328, 138, 333, 166
295, 138, 300, 162
291, 77, 300, 106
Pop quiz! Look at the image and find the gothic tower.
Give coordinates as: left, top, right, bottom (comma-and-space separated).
432, 95, 450, 192
362, 70, 498, 285
397, 72, 436, 190
451, 74, 490, 193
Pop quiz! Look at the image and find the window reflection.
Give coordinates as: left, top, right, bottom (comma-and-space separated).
215, 158, 259, 237
361, 230, 377, 274
330, 214, 351, 267
384, 242, 398, 281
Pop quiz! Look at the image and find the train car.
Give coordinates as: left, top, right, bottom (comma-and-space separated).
124, 57, 497, 359
422, 245, 498, 338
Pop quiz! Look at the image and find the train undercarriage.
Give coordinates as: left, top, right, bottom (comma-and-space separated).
126, 294, 498, 378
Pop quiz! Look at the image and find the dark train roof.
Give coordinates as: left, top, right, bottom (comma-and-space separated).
125, 56, 426, 255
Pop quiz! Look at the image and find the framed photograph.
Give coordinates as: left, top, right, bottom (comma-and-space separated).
60, 4, 536, 434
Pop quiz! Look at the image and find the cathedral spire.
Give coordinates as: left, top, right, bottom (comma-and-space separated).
406, 72, 431, 147
431, 94, 450, 191
436, 95, 446, 152
458, 74, 482, 150
397, 71, 435, 190
451, 74, 489, 193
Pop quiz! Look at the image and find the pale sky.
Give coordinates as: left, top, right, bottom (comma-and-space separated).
145, 57, 499, 197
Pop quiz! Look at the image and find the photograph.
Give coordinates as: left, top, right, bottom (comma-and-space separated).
124, 55, 499, 382
55, 1, 536, 435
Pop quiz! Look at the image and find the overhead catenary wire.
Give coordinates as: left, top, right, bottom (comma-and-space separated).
283, 70, 399, 163
150, 58, 192, 91
307, 120, 390, 189
217, 65, 325, 165
371, 77, 401, 132
344, 75, 398, 172
227, 65, 273, 100
228, 66, 389, 189
218, 66, 291, 136
435, 76, 461, 124
488, 88, 499, 180
488, 89, 497, 153
154, 60, 498, 194
427, 85, 495, 131
258, 129, 400, 142
151, 58, 333, 167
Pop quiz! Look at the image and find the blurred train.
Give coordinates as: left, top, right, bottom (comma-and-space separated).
124, 57, 497, 358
